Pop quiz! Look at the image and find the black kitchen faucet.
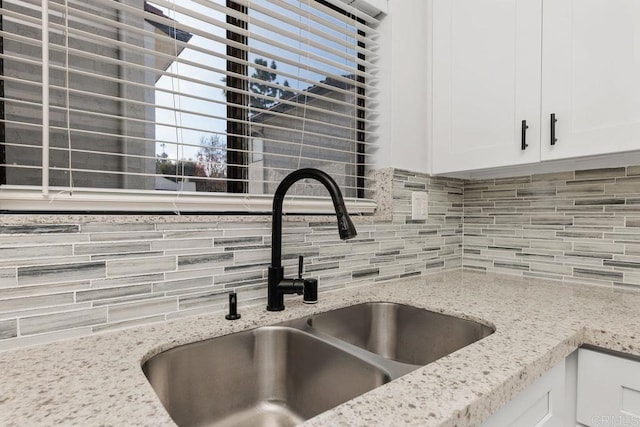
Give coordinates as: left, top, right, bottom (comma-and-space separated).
267, 168, 357, 311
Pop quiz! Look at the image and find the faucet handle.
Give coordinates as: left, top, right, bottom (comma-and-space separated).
303, 278, 318, 304
298, 255, 304, 279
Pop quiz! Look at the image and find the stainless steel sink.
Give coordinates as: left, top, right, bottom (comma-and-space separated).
142, 326, 391, 427
307, 302, 494, 365
143, 302, 494, 427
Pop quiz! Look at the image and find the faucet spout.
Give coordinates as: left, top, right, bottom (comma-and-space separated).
267, 168, 357, 311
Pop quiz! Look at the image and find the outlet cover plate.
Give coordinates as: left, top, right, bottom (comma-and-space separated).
411, 192, 428, 220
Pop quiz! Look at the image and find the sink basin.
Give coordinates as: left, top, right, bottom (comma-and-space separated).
142, 326, 391, 427
142, 303, 494, 426
307, 302, 494, 365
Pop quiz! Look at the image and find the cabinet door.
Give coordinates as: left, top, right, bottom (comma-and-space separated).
432, 0, 542, 174
576, 349, 640, 426
481, 359, 566, 427
541, 0, 640, 161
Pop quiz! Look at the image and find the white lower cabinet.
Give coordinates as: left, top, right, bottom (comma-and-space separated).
576, 349, 640, 427
482, 356, 569, 427
482, 348, 640, 427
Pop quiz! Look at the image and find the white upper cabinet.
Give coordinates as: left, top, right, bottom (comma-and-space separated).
432, 0, 542, 174
541, 0, 640, 161
431, 0, 640, 175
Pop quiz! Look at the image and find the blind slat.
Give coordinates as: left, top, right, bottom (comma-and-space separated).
45, 74, 376, 127
0, 0, 377, 207
45, 42, 375, 111
36, 123, 377, 152
49, 0, 377, 68
46, 103, 377, 147
42, 139, 376, 161
153, 0, 378, 44
38, 63, 378, 126
56, 5, 377, 78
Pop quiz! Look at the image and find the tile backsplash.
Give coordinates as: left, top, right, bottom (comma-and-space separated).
4, 164, 640, 350
464, 166, 640, 288
0, 169, 463, 350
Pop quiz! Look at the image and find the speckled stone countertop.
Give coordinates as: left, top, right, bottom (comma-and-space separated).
1, 270, 639, 427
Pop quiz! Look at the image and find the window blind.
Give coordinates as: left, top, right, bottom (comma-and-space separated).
0, 0, 379, 213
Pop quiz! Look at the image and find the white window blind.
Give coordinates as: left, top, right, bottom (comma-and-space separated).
0, 0, 378, 213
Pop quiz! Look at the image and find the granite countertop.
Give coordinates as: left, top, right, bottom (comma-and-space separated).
1, 269, 639, 427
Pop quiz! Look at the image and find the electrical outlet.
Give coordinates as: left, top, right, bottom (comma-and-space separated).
411, 192, 428, 220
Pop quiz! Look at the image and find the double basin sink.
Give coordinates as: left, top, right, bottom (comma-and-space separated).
142, 302, 494, 427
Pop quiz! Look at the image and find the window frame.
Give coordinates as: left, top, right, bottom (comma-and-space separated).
0, 0, 375, 214
0, 0, 5, 188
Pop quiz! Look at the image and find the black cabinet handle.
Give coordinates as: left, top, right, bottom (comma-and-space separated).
521, 120, 529, 150
550, 113, 557, 146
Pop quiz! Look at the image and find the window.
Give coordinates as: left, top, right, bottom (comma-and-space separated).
0, 0, 379, 212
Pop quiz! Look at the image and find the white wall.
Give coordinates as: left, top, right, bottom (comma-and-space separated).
376, 0, 432, 174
